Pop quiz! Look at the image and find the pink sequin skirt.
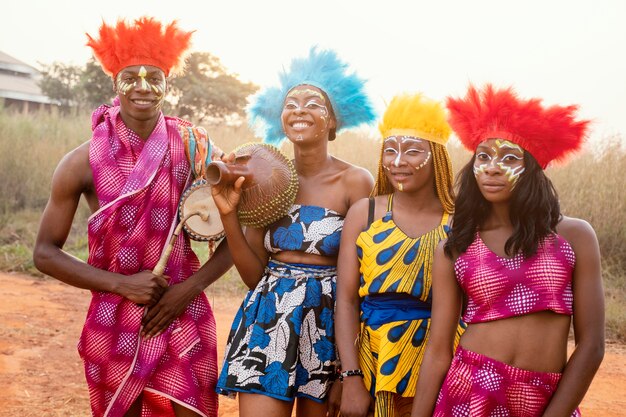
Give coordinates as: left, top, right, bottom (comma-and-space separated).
434, 345, 580, 417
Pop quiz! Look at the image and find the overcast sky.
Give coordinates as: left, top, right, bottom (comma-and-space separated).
2, 0, 625, 142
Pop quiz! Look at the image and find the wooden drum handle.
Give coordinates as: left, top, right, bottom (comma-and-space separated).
153, 211, 201, 277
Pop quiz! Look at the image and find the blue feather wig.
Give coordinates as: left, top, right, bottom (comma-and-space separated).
248, 47, 376, 145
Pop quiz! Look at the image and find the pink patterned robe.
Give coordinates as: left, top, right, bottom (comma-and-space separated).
78, 103, 218, 417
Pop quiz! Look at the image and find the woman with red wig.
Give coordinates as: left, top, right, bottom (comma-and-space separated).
411, 85, 604, 417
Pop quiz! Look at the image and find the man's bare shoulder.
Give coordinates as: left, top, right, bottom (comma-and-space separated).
59, 141, 90, 166
53, 141, 93, 193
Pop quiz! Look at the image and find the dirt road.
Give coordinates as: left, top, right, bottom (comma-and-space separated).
1, 272, 624, 416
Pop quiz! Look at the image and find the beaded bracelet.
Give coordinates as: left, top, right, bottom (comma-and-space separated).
339, 369, 364, 381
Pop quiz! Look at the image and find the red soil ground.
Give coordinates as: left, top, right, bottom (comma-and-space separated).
1, 272, 624, 416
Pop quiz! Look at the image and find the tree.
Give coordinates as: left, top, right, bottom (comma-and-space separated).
38, 62, 82, 109
39, 59, 114, 110
166, 52, 258, 122
79, 58, 116, 108
38, 52, 257, 119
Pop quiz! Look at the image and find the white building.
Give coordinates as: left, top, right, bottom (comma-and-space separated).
0, 51, 56, 111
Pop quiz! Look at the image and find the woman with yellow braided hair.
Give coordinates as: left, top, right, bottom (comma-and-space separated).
336, 93, 465, 417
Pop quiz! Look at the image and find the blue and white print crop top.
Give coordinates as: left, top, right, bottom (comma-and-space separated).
264, 205, 345, 257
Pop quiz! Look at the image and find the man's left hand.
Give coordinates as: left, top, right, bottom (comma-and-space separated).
141, 282, 198, 338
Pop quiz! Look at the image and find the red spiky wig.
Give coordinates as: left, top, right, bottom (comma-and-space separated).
446, 84, 589, 168
86, 17, 193, 77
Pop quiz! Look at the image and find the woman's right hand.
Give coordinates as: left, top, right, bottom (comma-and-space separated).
340, 377, 374, 417
210, 153, 246, 216
211, 175, 245, 216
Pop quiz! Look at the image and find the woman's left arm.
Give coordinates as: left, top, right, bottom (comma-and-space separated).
544, 218, 605, 416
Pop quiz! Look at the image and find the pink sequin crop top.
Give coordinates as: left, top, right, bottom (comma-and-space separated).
455, 233, 575, 323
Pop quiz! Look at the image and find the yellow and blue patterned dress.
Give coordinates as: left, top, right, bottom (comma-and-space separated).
356, 194, 465, 416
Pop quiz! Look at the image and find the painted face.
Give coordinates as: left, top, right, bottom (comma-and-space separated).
474, 138, 525, 200
115, 65, 167, 122
281, 85, 336, 143
382, 136, 433, 192
116, 65, 166, 99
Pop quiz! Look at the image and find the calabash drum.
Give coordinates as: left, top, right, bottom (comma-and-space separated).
178, 180, 225, 242
205, 142, 299, 228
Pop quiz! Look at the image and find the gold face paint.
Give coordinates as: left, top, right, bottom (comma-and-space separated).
474, 139, 525, 188
138, 66, 149, 91
415, 151, 432, 171
287, 88, 326, 101
116, 75, 134, 96
116, 66, 166, 99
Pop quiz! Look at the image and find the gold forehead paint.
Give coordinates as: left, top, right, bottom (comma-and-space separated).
287, 88, 325, 101
495, 139, 523, 153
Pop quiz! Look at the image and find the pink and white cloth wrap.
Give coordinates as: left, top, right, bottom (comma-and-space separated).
434, 346, 580, 417
455, 233, 575, 324
78, 103, 218, 417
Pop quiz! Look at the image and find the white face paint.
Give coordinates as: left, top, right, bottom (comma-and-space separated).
382, 135, 433, 192
383, 136, 430, 169
283, 98, 329, 116
474, 139, 526, 188
281, 86, 333, 142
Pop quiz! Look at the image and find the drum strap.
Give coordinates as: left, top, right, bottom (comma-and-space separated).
180, 126, 213, 179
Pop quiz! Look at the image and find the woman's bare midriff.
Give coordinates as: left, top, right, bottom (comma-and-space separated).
271, 251, 338, 266
459, 311, 572, 373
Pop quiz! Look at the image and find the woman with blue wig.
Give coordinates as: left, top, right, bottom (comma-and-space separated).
213, 48, 376, 417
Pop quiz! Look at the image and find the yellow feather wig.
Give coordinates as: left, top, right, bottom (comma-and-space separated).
379, 93, 451, 146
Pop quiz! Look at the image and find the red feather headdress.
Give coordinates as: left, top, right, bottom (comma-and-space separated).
446, 84, 589, 168
86, 17, 193, 77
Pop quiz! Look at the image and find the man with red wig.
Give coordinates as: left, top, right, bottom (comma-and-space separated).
33, 17, 230, 417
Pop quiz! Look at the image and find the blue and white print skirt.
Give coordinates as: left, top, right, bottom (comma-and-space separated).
216, 260, 337, 402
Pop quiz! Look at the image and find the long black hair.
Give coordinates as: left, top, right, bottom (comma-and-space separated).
445, 152, 561, 259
